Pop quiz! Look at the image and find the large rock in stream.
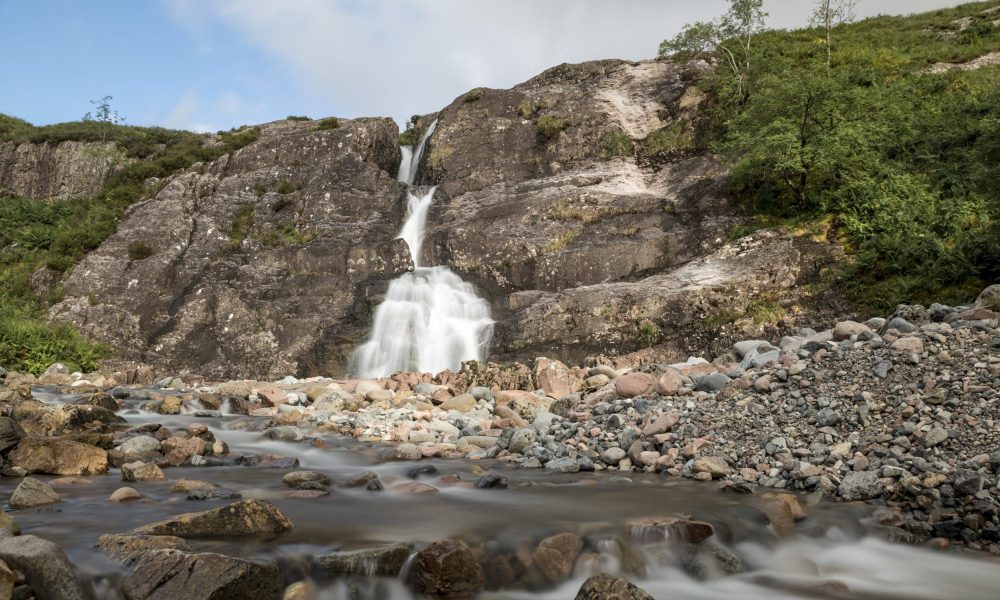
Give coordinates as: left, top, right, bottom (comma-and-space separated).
131, 499, 293, 539
0, 534, 89, 600
8, 437, 109, 475
121, 549, 282, 600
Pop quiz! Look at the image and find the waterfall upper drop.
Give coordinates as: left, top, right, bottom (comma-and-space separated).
351, 121, 494, 378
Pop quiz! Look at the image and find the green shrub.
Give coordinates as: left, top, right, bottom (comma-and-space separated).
256, 223, 313, 248
463, 87, 486, 103
398, 125, 420, 147
316, 117, 340, 131
127, 241, 154, 260
517, 99, 550, 119
286, 115, 311, 121
0, 308, 107, 374
644, 122, 695, 157
637, 320, 660, 348
536, 115, 571, 140
602, 131, 635, 159
276, 179, 295, 194
228, 206, 255, 246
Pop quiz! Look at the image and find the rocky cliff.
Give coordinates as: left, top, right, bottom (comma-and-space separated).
0, 140, 120, 198
49, 58, 839, 378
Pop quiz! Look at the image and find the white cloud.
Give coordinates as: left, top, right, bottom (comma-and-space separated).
165, 0, 968, 125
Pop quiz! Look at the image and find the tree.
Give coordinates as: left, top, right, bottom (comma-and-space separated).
82, 95, 125, 143
658, 0, 768, 96
810, 0, 859, 68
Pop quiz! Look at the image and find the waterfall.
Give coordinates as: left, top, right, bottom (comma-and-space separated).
351, 121, 493, 378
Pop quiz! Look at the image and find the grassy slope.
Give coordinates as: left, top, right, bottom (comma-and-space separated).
0, 117, 260, 373
693, 1, 999, 312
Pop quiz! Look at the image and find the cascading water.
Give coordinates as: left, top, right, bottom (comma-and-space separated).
351, 121, 493, 378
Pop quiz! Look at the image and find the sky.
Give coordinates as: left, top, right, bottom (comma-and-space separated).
0, 0, 972, 132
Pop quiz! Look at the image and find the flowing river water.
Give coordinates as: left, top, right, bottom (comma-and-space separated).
4, 387, 1000, 599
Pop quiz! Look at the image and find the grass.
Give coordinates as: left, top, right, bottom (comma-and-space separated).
276, 179, 295, 194
637, 320, 661, 348
547, 198, 640, 224
536, 115, 571, 140
228, 206, 255, 246
644, 121, 696, 157
255, 223, 314, 248
127, 241, 154, 260
463, 87, 486, 103
602, 131, 635, 159
315, 117, 339, 131
542, 231, 579, 253
517, 99, 550, 119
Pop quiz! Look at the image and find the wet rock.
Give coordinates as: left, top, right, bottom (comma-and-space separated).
0, 559, 12, 600
603, 447, 627, 464
9, 477, 61, 509
282, 470, 330, 489
119, 435, 162, 454
266, 426, 304, 442
394, 481, 440, 495
314, 543, 412, 577
407, 465, 439, 479
110, 487, 142, 503
0, 534, 88, 600
533, 532, 583, 584
76, 392, 118, 411
406, 540, 485, 599
97, 533, 192, 564
132, 499, 293, 539
14, 403, 125, 436
575, 573, 654, 600
169, 479, 214, 493
545, 457, 581, 473
627, 517, 715, 543
122, 549, 282, 600
187, 488, 242, 501
8, 437, 108, 475
0, 511, 20, 536
0, 417, 26, 452
838, 471, 884, 501
475, 474, 508, 489
679, 543, 746, 579
122, 461, 166, 482
691, 456, 732, 478
614, 372, 655, 398
391, 443, 423, 460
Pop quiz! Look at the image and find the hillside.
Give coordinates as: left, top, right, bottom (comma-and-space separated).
0, 2, 997, 378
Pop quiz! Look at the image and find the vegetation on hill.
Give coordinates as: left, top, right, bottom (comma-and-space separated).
662, 1, 1000, 311
0, 116, 260, 373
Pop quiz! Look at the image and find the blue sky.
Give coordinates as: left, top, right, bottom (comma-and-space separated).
0, 0, 968, 132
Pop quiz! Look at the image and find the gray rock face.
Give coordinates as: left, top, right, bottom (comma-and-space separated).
838, 471, 884, 501
51, 118, 409, 379
0, 140, 120, 199
0, 534, 88, 600
121, 549, 282, 600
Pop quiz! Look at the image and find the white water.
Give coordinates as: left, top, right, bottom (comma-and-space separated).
351, 121, 493, 378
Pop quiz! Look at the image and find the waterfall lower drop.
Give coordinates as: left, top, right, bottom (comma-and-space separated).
351, 121, 493, 378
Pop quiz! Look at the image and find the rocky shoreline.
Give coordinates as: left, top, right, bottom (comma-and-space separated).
0, 285, 998, 598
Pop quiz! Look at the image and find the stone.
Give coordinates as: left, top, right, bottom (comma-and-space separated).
838, 471, 884, 501
9, 477, 61, 509
575, 573, 654, 600
734, 340, 777, 357
0, 534, 88, 600
131, 499, 293, 539
122, 461, 166, 482
394, 481, 440, 495
158, 396, 182, 415
97, 534, 192, 564
282, 471, 330, 489
314, 543, 412, 577
508, 428, 538, 454
533, 532, 584, 584
170, 479, 215, 493
0, 559, 12, 600
439, 393, 476, 412
8, 437, 109, 475
695, 373, 730, 392
0, 511, 20, 536
890, 336, 923, 352
691, 456, 732, 478
655, 368, 684, 395
626, 517, 715, 543
366, 390, 394, 403
641, 412, 679, 436
545, 457, 580, 473
923, 428, 949, 448
119, 435, 162, 454
391, 443, 423, 460
0, 417, 26, 453
121, 549, 282, 600
614, 372, 656, 398
886, 317, 918, 333
976, 284, 1000, 309
406, 540, 484, 599
602, 447, 627, 464
110, 487, 143, 503
833, 320, 871, 341
534, 357, 581, 398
